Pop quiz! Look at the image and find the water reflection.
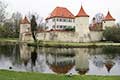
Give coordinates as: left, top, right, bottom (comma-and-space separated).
0, 44, 120, 75
46, 49, 75, 74
75, 48, 89, 75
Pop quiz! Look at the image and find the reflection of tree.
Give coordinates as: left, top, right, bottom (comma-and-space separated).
92, 55, 104, 68
30, 46, 37, 72
0, 44, 20, 67
31, 46, 37, 66
89, 47, 116, 73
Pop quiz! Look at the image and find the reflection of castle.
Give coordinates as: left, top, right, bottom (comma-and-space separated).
91, 48, 116, 73
19, 5, 116, 42
75, 48, 89, 75
45, 48, 90, 75
46, 53, 75, 74
19, 44, 32, 66
19, 46, 118, 74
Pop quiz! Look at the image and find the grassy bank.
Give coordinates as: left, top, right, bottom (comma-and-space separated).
0, 70, 120, 80
0, 38, 18, 42
0, 38, 120, 48
28, 41, 120, 48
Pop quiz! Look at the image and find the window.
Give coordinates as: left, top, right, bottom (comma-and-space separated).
52, 25, 55, 28
56, 18, 59, 21
52, 18, 55, 22
63, 19, 66, 22
64, 26, 66, 29
60, 18, 62, 22
60, 26, 62, 28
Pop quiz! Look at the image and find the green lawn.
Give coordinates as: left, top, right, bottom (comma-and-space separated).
0, 70, 120, 80
0, 38, 120, 48
0, 38, 18, 42
28, 41, 120, 48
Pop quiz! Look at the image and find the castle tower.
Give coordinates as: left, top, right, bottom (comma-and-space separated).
103, 11, 116, 30
75, 5, 90, 42
19, 16, 32, 41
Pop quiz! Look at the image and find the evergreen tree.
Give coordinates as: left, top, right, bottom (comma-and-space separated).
31, 15, 37, 42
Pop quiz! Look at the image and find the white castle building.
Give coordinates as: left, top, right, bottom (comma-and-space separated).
19, 5, 116, 42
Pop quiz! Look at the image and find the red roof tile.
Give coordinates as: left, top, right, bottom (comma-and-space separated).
46, 7, 75, 20
104, 11, 115, 21
50, 64, 74, 74
76, 5, 89, 17
21, 16, 30, 24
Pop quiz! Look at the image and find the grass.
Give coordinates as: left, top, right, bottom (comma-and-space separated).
0, 70, 120, 80
0, 38, 18, 42
0, 38, 120, 48
28, 41, 120, 48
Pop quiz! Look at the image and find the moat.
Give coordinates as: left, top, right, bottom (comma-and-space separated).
0, 43, 120, 75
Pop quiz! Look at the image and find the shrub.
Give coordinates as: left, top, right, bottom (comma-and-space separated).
103, 27, 120, 42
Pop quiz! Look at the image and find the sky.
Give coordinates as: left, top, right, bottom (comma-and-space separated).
2, 0, 120, 22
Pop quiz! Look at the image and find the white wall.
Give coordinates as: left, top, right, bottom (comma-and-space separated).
46, 18, 75, 30
37, 31, 79, 42
46, 19, 55, 30
37, 31, 103, 42
20, 24, 31, 33
89, 31, 103, 42
103, 21, 115, 30
75, 17, 90, 36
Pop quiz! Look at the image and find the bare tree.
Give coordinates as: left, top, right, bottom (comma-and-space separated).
0, 1, 7, 24
11, 12, 22, 37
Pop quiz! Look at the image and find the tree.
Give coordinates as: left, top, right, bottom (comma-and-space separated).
31, 15, 37, 42
11, 12, 22, 37
0, 1, 7, 24
103, 27, 120, 42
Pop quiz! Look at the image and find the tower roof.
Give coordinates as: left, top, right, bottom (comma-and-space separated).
104, 11, 115, 21
76, 5, 89, 17
50, 64, 74, 74
46, 7, 75, 20
21, 16, 30, 24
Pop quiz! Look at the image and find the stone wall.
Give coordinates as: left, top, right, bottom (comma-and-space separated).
36, 31, 103, 42
37, 31, 79, 42
89, 31, 103, 42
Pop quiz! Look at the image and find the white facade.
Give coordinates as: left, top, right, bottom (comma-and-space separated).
46, 18, 75, 30
20, 24, 31, 34
103, 21, 115, 30
75, 17, 90, 35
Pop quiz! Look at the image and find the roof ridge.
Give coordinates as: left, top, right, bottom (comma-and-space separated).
46, 7, 75, 20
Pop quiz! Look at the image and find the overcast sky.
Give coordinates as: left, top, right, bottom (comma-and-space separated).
2, 0, 120, 22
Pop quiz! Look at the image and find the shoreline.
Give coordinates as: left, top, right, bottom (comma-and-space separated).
0, 38, 120, 48
27, 41, 120, 48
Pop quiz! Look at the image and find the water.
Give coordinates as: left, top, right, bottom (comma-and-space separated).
0, 43, 120, 75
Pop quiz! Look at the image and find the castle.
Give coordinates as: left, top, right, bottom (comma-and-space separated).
19, 5, 116, 42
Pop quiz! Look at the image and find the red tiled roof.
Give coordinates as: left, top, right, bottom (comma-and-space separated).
76, 5, 89, 17
21, 16, 30, 24
104, 11, 115, 21
46, 7, 75, 20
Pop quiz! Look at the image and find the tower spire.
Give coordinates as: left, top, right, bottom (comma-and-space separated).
76, 5, 89, 17
104, 11, 115, 21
